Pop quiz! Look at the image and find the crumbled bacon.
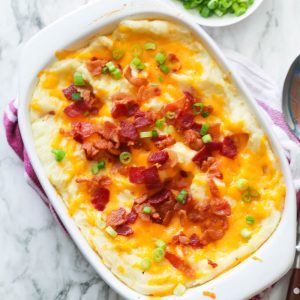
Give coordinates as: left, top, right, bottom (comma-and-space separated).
137, 85, 161, 102
86, 57, 108, 76
134, 110, 153, 129
111, 92, 139, 119
159, 150, 178, 170
124, 66, 148, 87
210, 197, 231, 217
165, 251, 195, 278
76, 175, 112, 194
142, 166, 162, 190
125, 208, 138, 224
148, 189, 171, 205
192, 146, 209, 166
208, 259, 218, 268
129, 167, 146, 184
153, 135, 176, 150
221, 136, 237, 159
91, 188, 110, 211
183, 129, 203, 151
171, 232, 190, 246
176, 110, 195, 130
116, 224, 134, 236
63, 84, 78, 101
207, 160, 223, 179
64, 101, 88, 118
167, 53, 181, 72
152, 198, 175, 226
71, 122, 94, 143
119, 121, 139, 142
148, 151, 169, 165
189, 233, 202, 248
208, 123, 221, 139
96, 121, 120, 148
106, 208, 127, 227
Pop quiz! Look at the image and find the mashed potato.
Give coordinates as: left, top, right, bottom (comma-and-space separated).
30, 20, 285, 297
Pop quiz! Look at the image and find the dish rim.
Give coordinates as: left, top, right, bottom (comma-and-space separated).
17, 0, 296, 299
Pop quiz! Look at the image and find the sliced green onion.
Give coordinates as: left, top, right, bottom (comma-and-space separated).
131, 57, 145, 70
91, 164, 100, 175
97, 220, 106, 229
155, 240, 167, 250
112, 49, 125, 60
131, 44, 143, 57
91, 160, 106, 175
144, 42, 156, 50
240, 228, 252, 239
201, 111, 211, 118
143, 206, 152, 214
166, 111, 176, 119
200, 6, 211, 18
153, 247, 165, 262
242, 190, 252, 203
236, 178, 249, 191
119, 152, 132, 165
202, 134, 212, 144
160, 63, 170, 74
192, 103, 204, 115
200, 123, 209, 136
111, 68, 122, 80
155, 118, 165, 129
140, 131, 153, 138
177, 190, 188, 204
101, 66, 109, 74
71, 92, 81, 101
246, 215, 255, 225
155, 52, 167, 64
106, 226, 117, 238
158, 75, 164, 82
173, 283, 186, 296
152, 130, 159, 137
73, 71, 85, 86
106, 61, 117, 72
140, 258, 151, 270
51, 149, 66, 162
97, 160, 105, 169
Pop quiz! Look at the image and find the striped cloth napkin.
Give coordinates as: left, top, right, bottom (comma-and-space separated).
3, 49, 300, 299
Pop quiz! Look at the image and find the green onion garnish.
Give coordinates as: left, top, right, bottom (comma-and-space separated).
97, 220, 106, 229
202, 134, 212, 144
240, 228, 252, 239
91, 160, 106, 175
242, 190, 252, 203
71, 92, 81, 101
144, 42, 156, 50
153, 247, 165, 262
159, 63, 170, 74
112, 49, 125, 60
140, 258, 151, 270
131, 44, 143, 57
73, 71, 85, 86
158, 75, 164, 82
106, 61, 117, 72
176, 190, 188, 204
246, 215, 255, 225
111, 68, 122, 80
155, 52, 167, 64
119, 152, 132, 165
236, 178, 249, 191
152, 130, 158, 137
200, 123, 209, 136
101, 66, 109, 74
106, 226, 118, 238
192, 103, 204, 115
173, 283, 186, 296
155, 240, 167, 250
201, 111, 211, 118
51, 149, 66, 162
165, 111, 176, 119
155, 118, 165, 129
91, 164, 99, 175
131, 57, 145, 70
143, 206, 152, 214
140, 131, 153, 138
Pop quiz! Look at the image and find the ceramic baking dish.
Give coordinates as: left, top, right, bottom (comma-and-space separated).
17, 0, 296, 299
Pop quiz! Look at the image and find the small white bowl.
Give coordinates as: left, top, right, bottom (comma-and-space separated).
164, 0, 264, 27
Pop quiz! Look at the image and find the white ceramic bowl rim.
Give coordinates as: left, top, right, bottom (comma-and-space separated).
17, 1, 296, 299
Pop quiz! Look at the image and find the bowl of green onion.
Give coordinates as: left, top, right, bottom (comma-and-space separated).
165, 0, 264, 27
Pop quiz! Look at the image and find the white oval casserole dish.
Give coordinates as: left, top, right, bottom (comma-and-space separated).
17, 0, 296, 299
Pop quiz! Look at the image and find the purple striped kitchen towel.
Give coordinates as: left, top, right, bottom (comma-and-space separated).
3, 50, 300, 299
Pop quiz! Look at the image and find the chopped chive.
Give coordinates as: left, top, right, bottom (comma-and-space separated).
242, 190, 252, 203
153, 247, 165, 262
97, 160, 105, 169
91, 164, 100, 175
140, 258, 151, 270
201, 111, 211, 118
152, 130, 159, 138
97, 220, 106, 229
73, 71, 85, 86
143, 206, 152, 214
106, 226, 117, 238
112, 49, 125, 60
155, 117, 165, 129
158, 75, 164, 82
240, 228, 252, 239
155, 52, 166, 64
165, 111, 176, 119
131, 44, 143, 57
101, 66, 109, 74
71, 92, 81, 101
176, 190, 188, 204
173, 283, 186, 296
106, 61, 117, 72
202, 134, 212, 144
192, 103, 204, 115
246, 215, 255, 225
119, 152, 132, 165
159, 63, 170, 74
131, 57, 145, 70
111, 68, 122, 80
51, 149, 66, 162
140, 131, 153, 138
236, 178, 249, 191
200, 123, 209, 136
155, 240, 167, 250
144, 42, 156, 50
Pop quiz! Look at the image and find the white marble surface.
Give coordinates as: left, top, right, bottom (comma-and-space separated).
0, 0, 299, 299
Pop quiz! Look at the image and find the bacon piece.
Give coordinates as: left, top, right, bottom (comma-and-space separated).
148, 189, 171, 205
71, 122, 94, 143
201, 216, 229, 241
91, 188, 110, 211
159, 150, 178, 170
134, 194, 148, 204
119, 121, 139, 142
187, 200, 210, 223
208, 178, 219, 198
134, 111, 153, 129
168, 53, 181, 72
171, 232, 190, 245
86, 57, 108, 76
63, 84, 78, 101
126, 208, 138, 224
64, 102, 87, 118
124, 66, 148, 87
148, 151, 169, 164
207, 160, 223, 179
210, 198, 231, 217
221, 136, 238, 159
111, 92, 139, 118
165, 251, 195, 278
205, 141, 223, 152
176, 111, 194, 130
116, 224, 134, 236
192, 146, 209, 166
76, 176, 112, 194
137, 85, 161, 102
129, 167, 145, 184
208, 259, 218, 268
183, 129, 203, 151
106, 208, 127, 227
153, 135, 176, 150
142, 166, 161, 190
152, 197, 176, 226
189, 233, 203, 248
208, 123, 221, 139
